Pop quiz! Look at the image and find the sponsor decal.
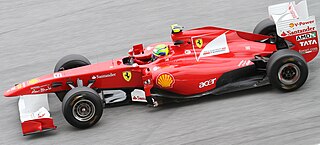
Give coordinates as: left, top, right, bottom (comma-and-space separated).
28, 78, 39, 85
153, 66, 160, 71
277, 16, 317, 37
299, 39, 318, 47
202, 47, 228, 56
289, 23, 294, 28
195, 38, 203, 48
195, 33, 230, 61
299, 47, 318, 54
132, 96, 146, 101
238, 60, 251, 67
96, 73, 116, 79
288, 2, 298, 19
131, 89, 147, 102
199, 78, 216, 88
122, 71, 132, 82
53, 73, 62, 78
192, 32, 230, 61
281, 26, 316, 37
292, 20, 315, 27
156, 73, 175, 88
16, 84, 23, 89
31, 84, 52, 94
8, 86, 15, 92
185, 50, 191, 54
296, 32, 317, 41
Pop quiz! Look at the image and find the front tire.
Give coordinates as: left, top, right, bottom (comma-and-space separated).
54, 54, 91, 101
267, 49, 308, 91
54, 54, 91, 72
62, 87, 103, 129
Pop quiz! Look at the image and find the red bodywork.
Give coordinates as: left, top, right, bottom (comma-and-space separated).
3, 26, 318, 97
3, 26, 319, 136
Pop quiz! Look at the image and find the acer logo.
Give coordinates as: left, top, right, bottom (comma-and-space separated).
299, 39, 318, 47
199, 78, 216, 88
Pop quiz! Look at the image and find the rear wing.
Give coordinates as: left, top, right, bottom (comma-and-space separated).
268, 0, 319, 62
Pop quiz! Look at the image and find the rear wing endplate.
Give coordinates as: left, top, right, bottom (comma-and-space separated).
268, 0, 319, 62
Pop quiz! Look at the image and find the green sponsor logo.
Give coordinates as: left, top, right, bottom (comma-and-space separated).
296, 32, 317, 41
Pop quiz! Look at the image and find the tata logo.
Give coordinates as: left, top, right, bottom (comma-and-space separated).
296, 32, 317, 41
299, 39, 318, 47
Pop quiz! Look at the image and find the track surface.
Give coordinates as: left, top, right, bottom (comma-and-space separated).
1, 0, 320, 144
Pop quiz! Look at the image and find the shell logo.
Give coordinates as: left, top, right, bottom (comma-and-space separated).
156, 73, 175, 88
289, 23, 294, 28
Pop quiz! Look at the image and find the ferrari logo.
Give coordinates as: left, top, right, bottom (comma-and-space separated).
195, 38, 203, 48
122, 71, 132, 82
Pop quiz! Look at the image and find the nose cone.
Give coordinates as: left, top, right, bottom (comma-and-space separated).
4, 78, 41, 97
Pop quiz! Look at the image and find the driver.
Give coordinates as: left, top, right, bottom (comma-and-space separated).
133, 44, 169, 65
151, 44, 169, 62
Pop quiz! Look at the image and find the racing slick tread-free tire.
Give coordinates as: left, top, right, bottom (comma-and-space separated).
253, 18, 276, 36
267, 49, 308, 91
54, 54, 91, 102
54, 54, 91, 72
253, 18, 288, 49
62, 87, 103, 129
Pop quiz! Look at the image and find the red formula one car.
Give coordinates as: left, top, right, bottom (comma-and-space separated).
4, 0, 319, 135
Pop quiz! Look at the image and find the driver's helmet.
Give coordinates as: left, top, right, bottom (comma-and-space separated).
151, 44, 169, 61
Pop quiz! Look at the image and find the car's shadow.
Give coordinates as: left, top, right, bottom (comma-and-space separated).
146, 85, 276, 112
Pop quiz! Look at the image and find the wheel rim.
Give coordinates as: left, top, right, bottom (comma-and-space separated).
277, 63, 301, 85
72, 98, 95, 122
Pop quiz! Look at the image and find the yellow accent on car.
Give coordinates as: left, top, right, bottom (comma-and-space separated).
171, 24, 183, 33
157, 73, 175, 88
122, 71, 132, 82
28, 78, 39, 85
195, 38, 203, 48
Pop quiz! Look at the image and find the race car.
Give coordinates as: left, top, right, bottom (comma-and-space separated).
3, 0, 319, 135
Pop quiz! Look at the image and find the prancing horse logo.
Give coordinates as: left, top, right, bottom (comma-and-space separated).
122, 71, 132, 82
195, 38, 203, 48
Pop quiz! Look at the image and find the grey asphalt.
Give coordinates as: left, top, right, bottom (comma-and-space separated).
1, 0, 320, 144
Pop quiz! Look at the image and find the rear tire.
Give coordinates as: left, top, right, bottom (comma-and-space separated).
54, 54, 91, 101
267, 49, 308, 91
62, 87, 103, 129
253, 18, 288, 49
253, 18, 276, 36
